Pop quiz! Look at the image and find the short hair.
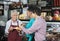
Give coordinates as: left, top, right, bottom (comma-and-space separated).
27, 5, 41, 16
11, 10, 18, 16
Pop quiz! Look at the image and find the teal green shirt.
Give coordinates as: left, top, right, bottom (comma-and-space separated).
25, 18, 35, 29
25, 18, 35, 37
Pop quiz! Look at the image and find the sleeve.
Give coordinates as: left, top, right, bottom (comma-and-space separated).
25, 19, 35, 28
19, 20, 23, 26
5, 22, 10, 34
21, 20, 42, 34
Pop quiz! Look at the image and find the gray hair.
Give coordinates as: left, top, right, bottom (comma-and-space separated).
11, 10, 19, 16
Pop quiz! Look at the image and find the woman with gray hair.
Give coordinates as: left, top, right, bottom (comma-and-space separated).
5, 10, 22, 41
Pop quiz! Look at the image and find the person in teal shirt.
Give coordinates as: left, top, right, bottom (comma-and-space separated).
25, 18, 35, 41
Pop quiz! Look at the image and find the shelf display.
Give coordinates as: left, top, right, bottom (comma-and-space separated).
9, 2, 23, 10
41, 12, 53, 21
45, 1, 60, 39
19, 13, 29, 20
42, 12, 60, 21
0, 0, 60, 41
41, 6, 60, 22
46, 22, 60, 41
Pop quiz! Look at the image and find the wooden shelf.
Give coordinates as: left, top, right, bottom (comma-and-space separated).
46, 20, 60, 22
19, 19, 60, 22
19, 19, 30, 21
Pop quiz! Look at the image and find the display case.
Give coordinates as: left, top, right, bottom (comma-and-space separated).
41, 6, 60, 30
41, 1, 60, 40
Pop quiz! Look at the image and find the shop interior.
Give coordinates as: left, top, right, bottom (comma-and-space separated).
0, 0, 60, 41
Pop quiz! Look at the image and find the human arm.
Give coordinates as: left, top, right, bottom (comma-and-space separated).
21, 19, 42, 34
5, 22, 10, 34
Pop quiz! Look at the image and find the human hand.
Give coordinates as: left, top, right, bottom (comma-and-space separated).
19, 25, 24, 30
8, 27, 14, 31
14, 27, 21, 31
21, 24, 26, 26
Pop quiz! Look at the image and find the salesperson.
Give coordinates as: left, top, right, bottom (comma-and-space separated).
5, 10, 22, 41
20, 5, 47, 41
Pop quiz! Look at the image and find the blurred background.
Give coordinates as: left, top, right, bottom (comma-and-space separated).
0, 0, 60, 41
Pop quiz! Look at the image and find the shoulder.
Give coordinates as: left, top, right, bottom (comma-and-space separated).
17, 20, 23, 24
39, 16, 47, 25
6, 20, 11, 24
38, 16, 45, 21
37, 16, 46, 23
17, 20, 22, 22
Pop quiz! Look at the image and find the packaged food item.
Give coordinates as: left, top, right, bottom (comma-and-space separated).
19, 14, 27, 19
53, 10, 60, 20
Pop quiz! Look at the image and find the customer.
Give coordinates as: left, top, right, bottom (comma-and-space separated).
25, 18, 35, 41
20, 5, 47, 41
5, 10, 22, 41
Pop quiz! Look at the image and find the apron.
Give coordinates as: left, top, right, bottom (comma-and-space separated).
8, 21, 22, 41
